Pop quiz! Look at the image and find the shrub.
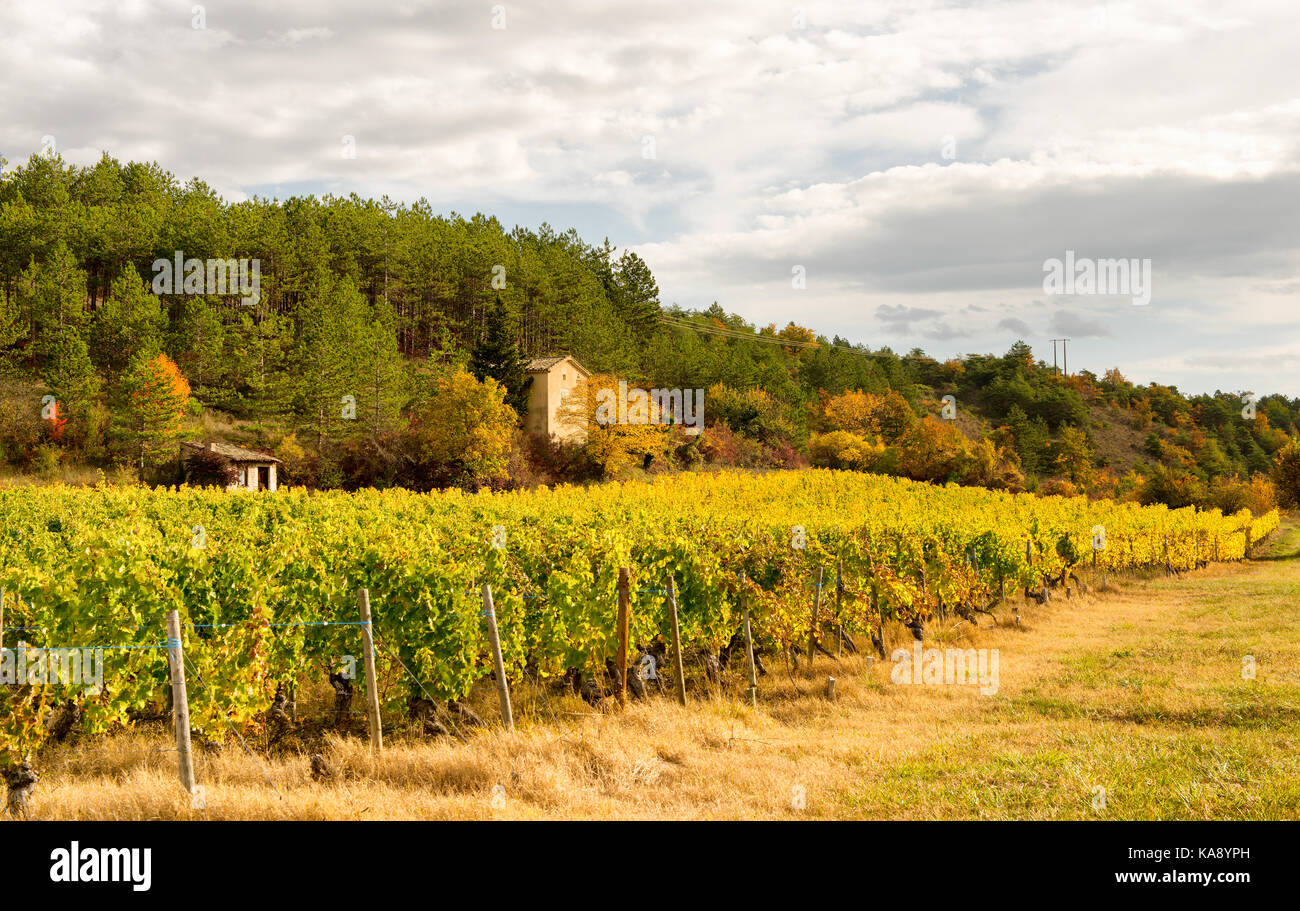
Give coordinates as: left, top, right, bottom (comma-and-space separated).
522, 433, 600, 485
32, 444, 61, 480
184, 447, 237, 488
1137, 467, 1208, 509
808, 430, 883, 471
1037, 477, 1079, 498
1271, 439, 1300, 508
273, 432, 312, 487
708, 384, 800, 445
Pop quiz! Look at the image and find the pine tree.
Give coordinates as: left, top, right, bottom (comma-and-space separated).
291, 274, 371, 452
44, 330, 100, 419
613, 251, 661, 336
1005, 404, 1050, 475
356, 297, 408, 441
90, 266, 165, 379
22, 241, 87, 365
470, 295, 531, 417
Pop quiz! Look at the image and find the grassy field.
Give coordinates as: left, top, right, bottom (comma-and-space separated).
16, 519, 1300, 820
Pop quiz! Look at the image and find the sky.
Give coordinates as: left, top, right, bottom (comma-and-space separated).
2, 0, 1298, 397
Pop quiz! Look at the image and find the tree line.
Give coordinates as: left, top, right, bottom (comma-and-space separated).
1, 150, 1298, 509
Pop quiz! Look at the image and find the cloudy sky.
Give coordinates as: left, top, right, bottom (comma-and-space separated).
2, 0, 1298, 396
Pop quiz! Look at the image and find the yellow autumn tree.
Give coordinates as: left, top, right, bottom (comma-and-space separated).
1053, 425, 1096, 488
808, 430, 888, 472
411, 369, 515, 486
898, 416, 967, 482
557, 373, 672, 477
821, 389, 916, 443
777, 322, 817, 350
822, 390, 877, 437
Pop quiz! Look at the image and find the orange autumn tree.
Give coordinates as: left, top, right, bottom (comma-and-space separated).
120, 353, 191, 470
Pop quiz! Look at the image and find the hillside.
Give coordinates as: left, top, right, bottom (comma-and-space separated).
1086, 401, 1149, 476
1, 151, 1299, 513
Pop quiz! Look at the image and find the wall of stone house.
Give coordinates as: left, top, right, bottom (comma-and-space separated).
525, 359, 588, 440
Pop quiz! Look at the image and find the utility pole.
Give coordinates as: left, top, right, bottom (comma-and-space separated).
1050, 338, 1070, 376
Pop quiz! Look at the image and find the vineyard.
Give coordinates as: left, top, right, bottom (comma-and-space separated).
0, 470, 1279, 805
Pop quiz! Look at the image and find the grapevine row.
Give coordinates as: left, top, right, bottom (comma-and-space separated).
0, 470, 1277, 768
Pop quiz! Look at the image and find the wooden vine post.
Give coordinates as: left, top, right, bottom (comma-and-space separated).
357, 588, 383, 753
869, 555, 882, 632
616, 567, 630, 708
480, 584, 514, 731
740, 573, 758, 706
835, 559, 844, 659
164, 610, 196, 796
807, 565, 823, 664
665, 577, 687, 706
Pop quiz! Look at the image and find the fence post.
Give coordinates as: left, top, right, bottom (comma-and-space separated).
835, 559, 843, 659
616, 568, 630, 708
666, 577, 687, 706
807, 565, 823, 664
740, 573, 758, 706
164, 610, 196, 796
480, 584, 514, 731
357, 588, 383, 754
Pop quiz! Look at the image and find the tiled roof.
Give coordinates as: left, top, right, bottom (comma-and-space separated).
525, 354, 589, 375
524, 355, 566, 372
181, 441, 282, 463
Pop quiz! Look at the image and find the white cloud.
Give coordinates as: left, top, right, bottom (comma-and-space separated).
0, 0, 1297, 393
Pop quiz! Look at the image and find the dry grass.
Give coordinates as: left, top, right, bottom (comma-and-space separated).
11, 525, 1300, 821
